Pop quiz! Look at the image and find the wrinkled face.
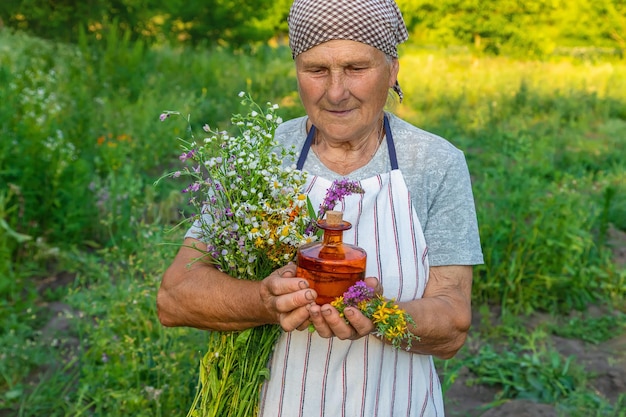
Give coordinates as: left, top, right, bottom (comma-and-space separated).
295, 39, 399, 144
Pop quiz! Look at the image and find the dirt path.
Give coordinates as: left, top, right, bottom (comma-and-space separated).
445, 322, 626, 416
445, 227, 626, 416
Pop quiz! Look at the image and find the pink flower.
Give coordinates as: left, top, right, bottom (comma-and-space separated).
343, 280, 375, 305
319, 178, 364, 219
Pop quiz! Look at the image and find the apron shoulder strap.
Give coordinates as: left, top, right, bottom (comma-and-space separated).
296, 114, 398, 171
296, 124, 315, 170
383, 115, 399, 170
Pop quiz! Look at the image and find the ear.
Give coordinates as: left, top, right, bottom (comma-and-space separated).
388, 58, 400, 88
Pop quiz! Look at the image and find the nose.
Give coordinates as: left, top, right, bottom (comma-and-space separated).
326, 71, 350, 104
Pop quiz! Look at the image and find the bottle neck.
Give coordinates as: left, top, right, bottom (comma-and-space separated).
322, 229, 344, 246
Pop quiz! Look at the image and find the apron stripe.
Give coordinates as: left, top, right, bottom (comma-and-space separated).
428, 362, 437, 413
385, 173, 404, 300
277, 333, 293, 417
305, 175, 318, 194
390, 349, 399, 416
298, 334, 313, 417
360, 338, 369, 417
351, 183, 364, 246
406, 192, 421, 300
407, 356, 414, 415
371, 176, 384, 283
373, 343, 385, 417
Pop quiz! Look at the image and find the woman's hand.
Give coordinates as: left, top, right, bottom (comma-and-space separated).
260, 263, 318, 332
307, 277, 381, 340
158, 238, 317, 331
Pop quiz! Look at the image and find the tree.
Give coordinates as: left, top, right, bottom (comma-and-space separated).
0, 0, 283, 47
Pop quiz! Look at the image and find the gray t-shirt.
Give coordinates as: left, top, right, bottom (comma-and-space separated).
274, 112, 484, 266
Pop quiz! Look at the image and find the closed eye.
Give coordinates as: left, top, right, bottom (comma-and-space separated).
346, 65, 369, 74
305, 67, 328, 75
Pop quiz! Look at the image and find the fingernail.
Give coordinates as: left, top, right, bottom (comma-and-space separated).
322, 308, 332, 316
299, 280, 309, 289
305, 290, 315, 301
345, 308, 355, 317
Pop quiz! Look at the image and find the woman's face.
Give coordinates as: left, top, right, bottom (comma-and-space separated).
295, 40, 399, 144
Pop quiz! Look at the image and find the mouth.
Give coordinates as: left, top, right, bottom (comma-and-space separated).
326, 109, 353, 117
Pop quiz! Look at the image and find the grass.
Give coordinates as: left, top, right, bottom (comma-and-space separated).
1, 28, 625, 415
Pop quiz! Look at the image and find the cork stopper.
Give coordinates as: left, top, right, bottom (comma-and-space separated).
325, 210, 343, 226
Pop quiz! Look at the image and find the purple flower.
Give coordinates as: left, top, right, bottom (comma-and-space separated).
342, 281, 374, 306
319, 178, 364, 218
179, 150, 196, 162
159, 113, 169, 122
183, 182, 201, 193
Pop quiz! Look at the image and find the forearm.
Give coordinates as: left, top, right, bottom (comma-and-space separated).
398, 294, 471, 358
397, 265, 473, 358
157, 239, 276, 331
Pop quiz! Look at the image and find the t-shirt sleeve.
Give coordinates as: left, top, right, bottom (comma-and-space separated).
422, 148, 484, 266
184, 215, 207, 241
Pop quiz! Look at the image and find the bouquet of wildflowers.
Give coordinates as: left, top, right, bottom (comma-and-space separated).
159, 93, 317, 417
330, 281, 420, 350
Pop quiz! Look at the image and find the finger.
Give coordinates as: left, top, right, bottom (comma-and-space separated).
266, 274, 310, 297
364, 276, 383, 295
273, 286, 317, 314
308, 304, 334, 338
280, 305, 313, 332
314, 305, 357, 340
344, 307, 375, 336
295, 319, 311, 332
275, 262, 297, 278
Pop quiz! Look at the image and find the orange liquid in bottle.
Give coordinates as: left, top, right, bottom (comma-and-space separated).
296, 211, 367, 305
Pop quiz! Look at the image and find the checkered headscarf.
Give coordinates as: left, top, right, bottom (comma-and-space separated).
288, 0, 409, 100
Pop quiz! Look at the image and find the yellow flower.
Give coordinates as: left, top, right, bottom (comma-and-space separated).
330, 297, 345, 317
372, 301, 396, 325
331, 297, 344, 309
385, 325, 404, 340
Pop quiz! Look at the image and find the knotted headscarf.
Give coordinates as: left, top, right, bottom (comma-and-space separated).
288, 0, 409, 100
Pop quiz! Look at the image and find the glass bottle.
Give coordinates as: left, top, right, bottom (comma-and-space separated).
296, 210, 367, 304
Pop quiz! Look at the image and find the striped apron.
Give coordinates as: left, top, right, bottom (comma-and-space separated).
260, 116, 444, 416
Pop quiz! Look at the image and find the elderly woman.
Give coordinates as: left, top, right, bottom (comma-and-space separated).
158, 0, 483, 415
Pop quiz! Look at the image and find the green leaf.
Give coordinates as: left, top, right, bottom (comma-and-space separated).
0, 218, 32, 243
